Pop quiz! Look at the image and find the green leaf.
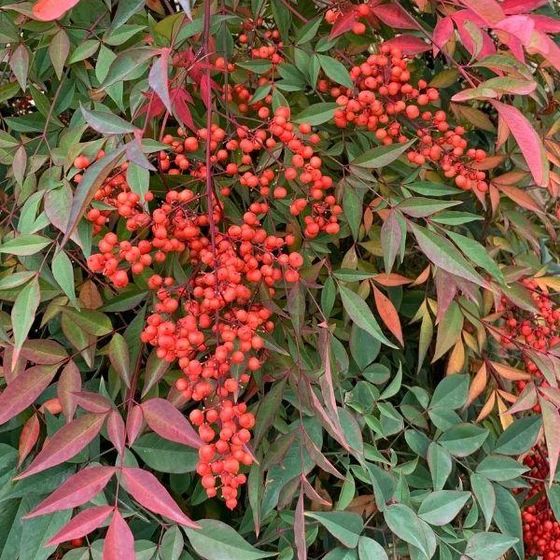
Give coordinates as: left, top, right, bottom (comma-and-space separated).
305, 511, 363, 548
67, 40, 100, 64
317, 54, 353, 89
494, 483, 524, 560
0, 271, 36, 290
293, 103, 339, 125
427, 443, 452, 491
494, 416, 542, 455
397, 197, 461, 218
476, 455, 528, 481
439, 424, 488, 457
62, 309, 112, 336
384, 504, 436, 559
445, 230, 505, 284
339, 286, 397, 348
236, 60, 273, 74
464, 532, 517, 560
48, 29, 70, 80
381, 210, 405, 273
184, 519, 274, 560
52, 250, 76, 304
295, 16, 322, 45
126, 162, 150, 200
409, 223, 485, 286
350, 140, 415, 169
159, 526, 184, 560
470, 473, 495, 531
430, 374, 468, 410
133, 434, 197, 474
108, 333, 131, 387
80, 106, 136, 135
358, 536, 388, 560
418, 490, 470, 526
12, 277, 40, 356
0, 234, 50, 256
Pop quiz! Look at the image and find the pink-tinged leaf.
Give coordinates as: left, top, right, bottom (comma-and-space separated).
72, 391, 113, 414
295, 491, 307, 560
453, 12, 496, 58
460, 0, 505, 25
141, 398, 202, 448
107, 410, 126, 455
103, 509, 135, 560
141, 349, 170, 397
528, 31, 560, 72
330, 9, 358, 39
531, 15, 560, 33
433, 16, 454, 53
302, 476, 332, 507
32, 0, 81, 21
375, 4, 419, 29
121, 467, 199, 528
20, 340, 67, 364
0, 365, 58, 425
373, 285, 404, 346
503, 0, 547, 14
149, 48, 172, 114
495, 15, 535, 44
58, 360, 81, 422
507, 382, 537, 414
16, 413, 107, 479
384, 35, 430, 55
494, 182, 543, 213
491, 100, 549, 187
126, 405, 144, 446
48, 505, 113, 546
18, 413, 40, 467
25, 466, 115, 518
541, 398, 560, 486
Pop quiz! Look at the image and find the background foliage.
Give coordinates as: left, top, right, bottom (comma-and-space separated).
0, 0, 560, 558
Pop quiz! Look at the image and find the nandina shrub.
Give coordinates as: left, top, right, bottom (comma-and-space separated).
0, 0, 559, 558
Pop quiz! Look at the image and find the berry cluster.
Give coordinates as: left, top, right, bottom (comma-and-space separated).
325, 44, 489, 192
521, 446, 560, 559
84, 106, 341, 507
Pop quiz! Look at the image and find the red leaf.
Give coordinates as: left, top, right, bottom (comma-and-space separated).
107, 410, 126, 455
121, 467, 199, 528
16, 413, 107, 479
495, 15, 534, 44
373, 285, 404, 346
149, 48, 172, 113
531, 15, 560, 34
103, 509, 135, 560
47, 505, 113, 546
503, 0, 547, 13
141, 398, 202, 448
58, 360, 81, 422
171, 88, 196, 132
25, 466, 115, 518
460, 0, 505, 25
491, 100, 549, 187
72, 391, 113, 414
384, 35, 430, 55
330, 9, 358, 39
375, 4, 420, 29
18, 413, 40, 467
32, 0, 81, 21
126, 404, 144, 446
0, 365, 58, 425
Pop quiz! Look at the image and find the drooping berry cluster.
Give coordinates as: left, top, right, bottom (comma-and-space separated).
325, 44, 489, 192
521, 446, 560, 559
84, 106, 341, 507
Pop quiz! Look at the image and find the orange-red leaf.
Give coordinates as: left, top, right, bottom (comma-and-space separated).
489, 361, 531, 381
32, 0, 81, 21
372, 286, 403, 345
18, 413, 40, 467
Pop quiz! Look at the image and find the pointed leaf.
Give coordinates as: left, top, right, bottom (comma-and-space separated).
141, 398, 202, 448
121, 466, 199, 528
103, 509, 135, 560
32, 0, 81, 21
11, 277, 41, 360
47, 505, 113, 546
17, 413, 107, 479
372, 286, 403, 345
108, 333, 131, 387
25, 466, 115, 518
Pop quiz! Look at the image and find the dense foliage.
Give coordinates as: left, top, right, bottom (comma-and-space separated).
0, 0, 560, 558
